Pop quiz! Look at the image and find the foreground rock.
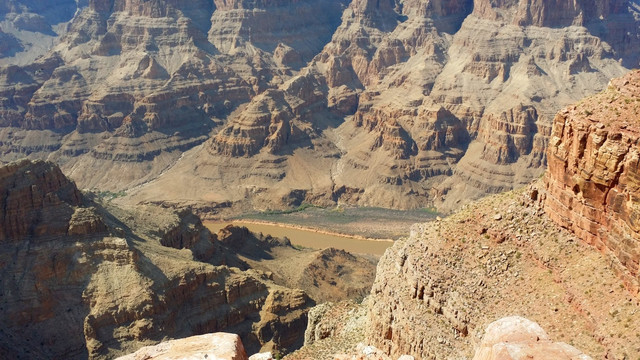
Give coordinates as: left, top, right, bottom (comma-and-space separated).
472, 316, 592, 360
0, 160, 312, 359
545, 69, 640, 293
116, 333, 248, 360
366, 183, 640, 359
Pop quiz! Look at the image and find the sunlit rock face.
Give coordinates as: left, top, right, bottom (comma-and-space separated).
1, 0, 640, 214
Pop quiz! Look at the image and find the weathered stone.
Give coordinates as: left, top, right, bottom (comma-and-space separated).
472, 316, 592, 360
116, 333, 249, 360
0, 160, 313, 359
544, 70, 640, 293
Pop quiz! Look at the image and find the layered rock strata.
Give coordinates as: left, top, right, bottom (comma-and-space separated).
367, 184, 640, 359
0, 0, 346, 192
2, 0, 640, 213
125, 0, 640, 213
0, 158, 84, 240
545, 70, 640, 293
0, 159, 313, 359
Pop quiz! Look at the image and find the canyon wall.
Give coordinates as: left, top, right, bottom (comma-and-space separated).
545, 69, 640, 293
0, 159, 312, 359
122, 0, 640, 213
1, 0, 640, 213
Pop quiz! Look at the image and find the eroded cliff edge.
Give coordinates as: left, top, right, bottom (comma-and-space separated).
366, 185, 640, 359
365, 71, 640, 359
545, 69, 640, 293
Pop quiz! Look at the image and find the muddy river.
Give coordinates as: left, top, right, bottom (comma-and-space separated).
204, 221, 394, 256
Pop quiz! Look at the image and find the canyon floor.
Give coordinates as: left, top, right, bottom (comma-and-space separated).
222, 206, 439, 240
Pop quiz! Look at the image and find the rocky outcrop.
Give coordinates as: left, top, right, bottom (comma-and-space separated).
545, 70, 640, 293
366, 184, 640, 359
116, 332, 249, 360
0, 159, 83, 241
154, 208, 216, 261
299, 248, 376, 303
208, 72, 326, 157
0, 160, 313, 359
472, 316, 592, 360
254, 289, 314, 354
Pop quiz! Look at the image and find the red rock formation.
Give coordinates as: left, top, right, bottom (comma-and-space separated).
366, 183, 640, 359
545, 70, 640, 293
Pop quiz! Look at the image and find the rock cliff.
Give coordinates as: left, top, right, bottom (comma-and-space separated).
0, 158, 84, 241
122, 0, 640, 214
0, 160, 313, 359
0, 0, 346, 193
366, 184, 640, 359
545, 69, 640, 293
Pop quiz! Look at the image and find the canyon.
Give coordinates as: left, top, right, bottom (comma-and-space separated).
1, 0, 640, 359
1, 0, 639, 214
119, 69, 640, 360
0, 158, 377, 359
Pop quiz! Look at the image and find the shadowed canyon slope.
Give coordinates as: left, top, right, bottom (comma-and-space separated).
0, 159, 321, 359
1, 0, 640, 213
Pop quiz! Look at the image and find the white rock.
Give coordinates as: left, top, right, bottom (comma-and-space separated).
116, 332, 248, 360
398, 355, 415, 360
249, 352, 273, 360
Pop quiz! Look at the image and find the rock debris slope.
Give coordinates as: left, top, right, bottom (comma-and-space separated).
366, 184, 640, 359
365, 71, 640, 360
0, 159, 314, 359
2, 0, 640, 213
